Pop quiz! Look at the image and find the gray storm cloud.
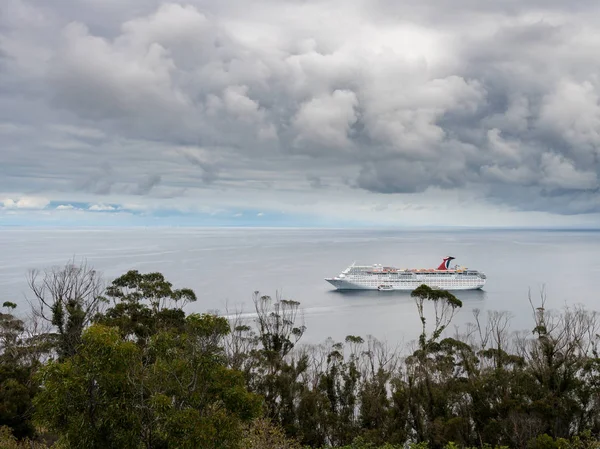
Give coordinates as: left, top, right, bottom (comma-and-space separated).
1, 0, 600, 216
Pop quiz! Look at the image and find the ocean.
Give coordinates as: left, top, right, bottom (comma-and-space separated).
2, 227, 599, 348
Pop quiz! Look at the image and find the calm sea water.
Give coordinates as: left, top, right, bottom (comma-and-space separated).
2, 227, 600, 347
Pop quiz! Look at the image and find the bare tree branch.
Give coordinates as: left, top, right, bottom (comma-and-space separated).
26, 257, 105, 358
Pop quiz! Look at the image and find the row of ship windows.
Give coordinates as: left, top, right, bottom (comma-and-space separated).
355, 281, 478, 284
351, 272, 474, 274
349, 276, 480, 280
348, 275, 478, 281
350, 272, 479, 277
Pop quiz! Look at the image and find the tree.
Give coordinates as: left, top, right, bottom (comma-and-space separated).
144, 313, 261, 448
27, 258, 104, 359
35, 314, 261, 448
410, 285, 463, 352
248, 292, 306, 430
241, 418, 303, 449
523, 293, 600, 439
34, 324, 142, 448
0, 302, 23, 362
97, 270, 196, 345
0, 425, 50, 449
0, 302, 39, 439
405, 286, 464, 447
253, 291, 306, 363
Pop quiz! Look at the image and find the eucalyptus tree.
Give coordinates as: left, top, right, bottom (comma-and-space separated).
410, 285, 463, 352
248, 291, 308, 437
404, 285, 464, 447
0, 302, 38, 439
523, 293, 600, 439
96, 269, 197, 345
34, 315, 261, 449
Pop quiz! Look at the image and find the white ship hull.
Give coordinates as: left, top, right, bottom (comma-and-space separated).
325, 278, 485, 291
325, 257, 487, 292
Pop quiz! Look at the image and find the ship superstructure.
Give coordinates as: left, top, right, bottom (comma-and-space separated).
325, 257, 486, 291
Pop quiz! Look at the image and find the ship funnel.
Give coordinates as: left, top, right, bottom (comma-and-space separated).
437, 256, 455, 270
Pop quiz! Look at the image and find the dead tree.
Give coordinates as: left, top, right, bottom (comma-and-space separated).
27, 258, 105, 359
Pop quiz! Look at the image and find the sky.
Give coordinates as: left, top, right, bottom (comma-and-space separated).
2, 0, 600, 227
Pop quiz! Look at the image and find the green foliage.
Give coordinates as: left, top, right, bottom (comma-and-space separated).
411, 285, 463, 351
529, 434, 560, 449
146, 314, 262, 447
32, 268, 262, 447
34, 315, 261, 448
97, 270, 196, 344
224, 287, 600, 449
253, 292, 306, 362
103, 270, 196, 311
317, 435, 405, 448
0, 303, 40, 439
33, 325, 142, 448
0, 425, 54, 448
241, 418, 303, 449
526, 434, 600, 449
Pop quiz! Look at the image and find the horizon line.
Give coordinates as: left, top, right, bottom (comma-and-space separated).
2, 224, 600, 231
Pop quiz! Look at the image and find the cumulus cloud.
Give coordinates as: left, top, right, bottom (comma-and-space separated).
88, 203, 117, 212
538, 80, 600, 163
539, 153, 598, 191
292, 89, 358, 152
55, 204, 76, 210
1, 196, 50, 210
2, 0, 600, 223
50, 20, 188, 123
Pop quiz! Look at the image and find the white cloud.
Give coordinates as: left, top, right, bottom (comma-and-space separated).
50, 19, 189, 127
540, 153, 598, 191
56, 204, 76, 210
292, 89, 358, 152
88, 203, 117, 211
539, 80, 600, 165
1, 196, 50, 210
486, 129, 523, 164
480, 165, 536, 185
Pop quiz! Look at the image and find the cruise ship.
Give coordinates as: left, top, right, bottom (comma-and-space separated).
325, 257, 486, 291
